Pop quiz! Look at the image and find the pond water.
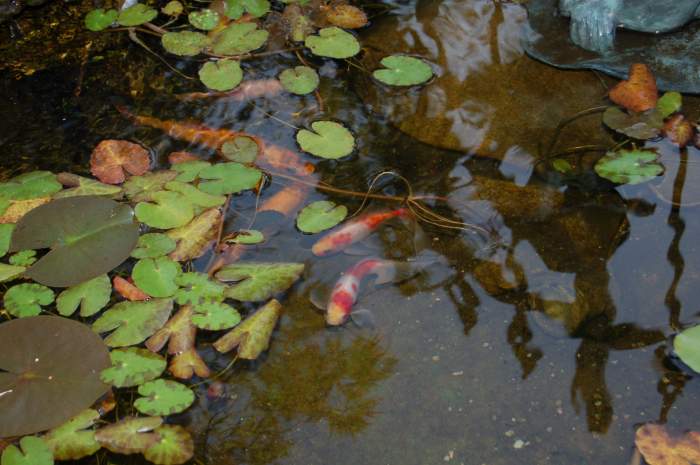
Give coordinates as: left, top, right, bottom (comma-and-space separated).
2, 0, 700, 464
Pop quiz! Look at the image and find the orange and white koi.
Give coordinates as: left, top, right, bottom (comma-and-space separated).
311, 208, 410, 256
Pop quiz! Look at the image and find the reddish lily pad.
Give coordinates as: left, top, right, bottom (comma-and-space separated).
43, 409, 101, 460
143, 425, 194, 465
213, 299, 281, 359
94, 416, 162, 454
90, 140, 150, 185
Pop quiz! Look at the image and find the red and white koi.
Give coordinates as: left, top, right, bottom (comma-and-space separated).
311, 208, 410, 256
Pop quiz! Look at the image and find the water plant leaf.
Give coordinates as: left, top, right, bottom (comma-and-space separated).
0, 198, 51, 224
674, 325, 700, 373
135, 191, 194, 229
663, 114, 694, 148
217, 262, 304, 301
213, 299, 281, 358
143, 425, 194, 465
0, 315, 110, 437
100, 347, 166, 388
94, 416, 162, 454
56, 274, 111, 317
10, 196, 139, 287
123, 170, 178, 202
132, 233, 177, 259
166, 208, 221, 261
635, 423, 700, 465
168, 347, 210, 379
165, 181, 226, 208
92, 299, 173, 347
162, 31, 211, 56
0, 263, 25, 283
174, 272, 226, 305
602, 107, 662, 140
198, 162, 262, 195
54, 173, 123, 199
223, 0, 244, 19
594, 149, 664, 185
117, 3, 158, 26
0, 223, 13, 257
4, 283, 54, 317
134, 379, 195, 415
608, 63, 658, 113
161, 0, 182, 16
132, 257, 180, 298
191, 301, 241, 330
221, 136, 259, 163
43, 409, 101, 460
85, 8, 118, 31
171, 160, 210, 182
228, 229, 263, 244
304, 27, 360, 58
296, 200, 347, 233
90, 140, 150, 185
1, 436, 53, 465
188, 9, 219, 30
0, 171, 61, 201
296, 121, 354, 159
9, 250, 36, 266
223, 0, 269, 19
113, 276, 149, 301
552, 159, 574, 174
211, 23, 269, 55
279, 66, 319, 95
657, 91, 682, 118
323, 4, 367, 28
373, 55, 433, 86
199, 59, 243, 91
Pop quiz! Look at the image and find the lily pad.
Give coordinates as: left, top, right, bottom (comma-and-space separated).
228, 229, 263, 244
221, 137, 259, 163
165, 181, 226, 208
296, 200, 347, 233
174, 272, 226, 306
191, 301, 241, 330
9, 249, 36, 266
134, 379, 195, 415
171, 160, 210, 182
92, 299, 173, 347
657, 92, 682, 118
143, 425, 194, 465
135, 191, 195, 229
56, 274, 111, 317
199, 59, 243, 91
188, 9, 219, 30
324, 4, 367, 29
123, 170, 178, 202
373, 55, 433, 86
132, 233, 177, 259
166, 208, 221, 261
4, 283, 54, 317
602, 107, 663, 140
132, 257, 180, 298
211, 23, 269, 56
43, 409, 101, 460
100, 347, 166, 388
161, 0, 183, 16
279, 66, 319, 95
162, 31, 211, 57
674, 325, 700, 373
9, 196, 138, 287
216, 262, 304, 301
296, 121, 354, 159
1, 436, 53, 465
0, 263, 26, 282
0, 171, 61, 201
0, 316, 110, 437
94, 416, 162, 454
85, 8, 118, 31
198, 162, 262, 195
0, 223, 13, 257
213, 299, 282, 358
304, 27, 360, 58
117, 3, 157, 26
90, 140, 150, 185
594, 149, 664, 185
54, 173, 122, 199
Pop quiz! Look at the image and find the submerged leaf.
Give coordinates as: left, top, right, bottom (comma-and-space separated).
227, 229, 263, 244
132, 257, 181, 298
296, 121, 354, 159
100, 347, 166, 388
594, 149, 664, 185
191, 301, 241, 330
323, 4, 367, 28
135, 191, 195, 229
217, 262, 304, 301
85, 8, 118, 31
174, 272, 226, 306
213, 299, 282, 358
188, 9, 220, 30
54, 173, 122, 199
92, 299, 173, 347
132, 233, 177, 259
90, 140, 150, 185
171, 160, 210, 182
162, 31, 211, 56
211, 23, 269, 55
279, 66, 319, 95
43, 409, 101, 461
134, 379, 195, 415
94, 416, 162, 454
304, 27, 360, 58
165, 181, 226, 208
56, 274, 111, 317
373, 55, 433, 86
0, 436, 53, 465
123, 170, 178, 202
117, 3, 158, 26
635, 423, 700, 465
602, 107, 662, 140
166, 208, 221, 261
221, 136, 259, 163
4, 283, 54, 317
296, 200, 347, 233
143, 425, 194, 465
674, 325, 700, 373
198, 162, 262, 195
199, 59, 243, 91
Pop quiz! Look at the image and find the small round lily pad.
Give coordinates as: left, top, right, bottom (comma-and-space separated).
143, 425, 194, 465
100, 347, 166, 388
132, 257, 180, 298
211, 22, 269, 55
9, 250, 36, 267
132, 233, 177, 259
304, 27, 360, 58
199, 59, 243, 91
85, 8, 118, 31
162, 0, 183, 16
373, 55, 433, 86
297, 200, 347, 233
162, 31, 211, 57
296, 121, 354, 159
594, 149, 664, 185
4, 283, 55, 318
134, 379, 195, 415
279, 66, 319, 95
191, 301, 241, 330
117, 3, 157, 26
188, 9, 220, 31
220, 137, 260, 164
1, 436, 53, 465
174, 272, 226, 305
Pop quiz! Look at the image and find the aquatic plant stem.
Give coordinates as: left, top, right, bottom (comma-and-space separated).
544, 106, 608, 158
127, 29, 195, 80
664, 148, 688, 331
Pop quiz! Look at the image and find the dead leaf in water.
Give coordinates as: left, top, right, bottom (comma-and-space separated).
322, 4, 367, 29
635, 423, 700, 465
213, 299, 281, 359
166, 208, 221, 261
0, 197, 51, 224
113, 276, 150, 301
609, 63, 658, 113
90, 140, 151, 185
663, 114, 694, 148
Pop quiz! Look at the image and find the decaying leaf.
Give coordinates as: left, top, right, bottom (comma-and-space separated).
663, 114, 694, 148
216, 262, 304, 301
602, 107, 663, 140
43, 409, 101, 460
608, 63, 658, 113
54, 173, 123, 199
635, 423, 700, 465
213, 299, 282, 359
166, 208, 221, 261
90, 140, 151, 185
113, 276, 150, 301
143, 425, 194, 465
92, 299, 173, 347
94, 416, 162, 454
322, 3, 367, 29
0, 197, 51, 224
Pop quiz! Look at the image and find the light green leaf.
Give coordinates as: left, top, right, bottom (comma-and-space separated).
84, 8, 118, 31
1, 436, 53, 465
53, 173, 122, 199
290, 14, 312, 42
188, 9, 220, 30
228, 229, 263, 244
56, 274, 111, 317
100, 347, 166, 387
223, 0, 244, 19
296, 200, 347, 233
92, 299, 173, 347
552, 158, 573, 174
304, 27, 360, 58
43, 410, 101, 461
373, 55, 433, 86
191, 301, 241, 330
4, 283, 54, 317
132, 233, 177, 259
172, 160, 211, 182
135, 191, 194, 229
199, 59, 243, 91
0, 223, 13, 257
242, 0, 270, 17
165, 181, 226, 208
279, 66, 319, 95
657, 91, 682, 118
117, 3, 157, 26
174, 272, 226, 306
161, 0, 183, 16
132, 257, 180, 298
0, 263, 25, 282
134, 379, 195, 416
198, 162, 262, 195
220, 137, 259, 163
674, 325, 700, 373
162, 31, 211, 56
594, 149, 664, 185
211, 23, 269, 55
213, 299, 281, 358
0, 171, 61, 201
143, 425, 194, 465
216, 262, 304, 301
94, 416, 162, 455
296, 121, 354, 159
9, 250, 36, 266
123, 171, 178, 202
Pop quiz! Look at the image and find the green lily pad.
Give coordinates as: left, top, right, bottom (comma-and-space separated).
223, 0, 244, 19
135, 191, 195, 229
221, 137, 259, 163
199, 59, 243, 92
279, 65, 319, 95
228, 229, 263, 244
216, 262, 304, 301
657, 91, 682, 118
162, 31, 211, 57
4, 283, 54, 317
0, 171, 61, 201
53, 173, 122, 199
117, 3, 157, 26
84, 8, 118, 31
143, 425, 194, 465
132, 233, 177, 259
174, 272, 226, 306
132, 257, 180, 298
0, 263, 25, 282
123, 170, 178, 202
594, 149, 664, 185
552, 158, 574, 174
94, 416, 162, 454
213, 299, 281, 358
304, 27, 360, 58
222, 0, 270, 19
92, 299, 173, 347
602, 107, 663, 140
198, 162, 262, 195
191, 301, 241, 330
100, 347, 166, 388
674, 325, 700, 373
165, 181, 226, 208
188, 9, 219, 30
56, 274, 111, 317
134, 379, 195, 416
9, 250, 36, 266
373, 55, 433, 86
161, 0, 183, 16
171, 160, 210, 182
296, 200, 347, 233
0, 223, 13, 257
43, 409, 101, 461
211, 23, 269, 56
296, 121, 354, 159
9, 196, 138, 287
0, 316, 110, 438
1, 436, 53, 465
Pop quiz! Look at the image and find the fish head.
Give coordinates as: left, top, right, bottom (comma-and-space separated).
325, 289, 355, 326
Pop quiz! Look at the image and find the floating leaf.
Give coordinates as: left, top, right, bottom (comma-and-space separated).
10, 196, 138, 287
0, 197, 51, 224
171, 160, 210, 182
143, 425, 194, 465
165, 181, 226, 208
552, 158, 573, 174
132, 233, 177, 259
188, 9, 219, 30
9, 250, 36, 266
657, 91, 682, 118
0, 436, 53, 465
199, 59, 243, 91
113, 276, 149, 301
223, 0, 270, 19
594, 149, 664, 185
602, 107, 663, 140
663, 114, 694, 148
134, 379, 195, 416
135, 191, 195, 229
54, 173, 122, 199
56, 275, 111, 317
217, 262, 304, 301
674, 325, 700, 373
161, 0, 183, 16
223, 0, 244, 19
90, 140, 150, 185
304, 27, 360, 58
0, 316, 110, 437
324, 4, 367, 28
373, 55, 433, 86
296, 121, 354, 159
100, 348, 166, 388
162, 31, 211, 56
0, 263, 25, 283
85, 8, 118, 31
174, 272, 226, 306
279, 66, 319, 95
213, 299, 281, 358
0, 171, 61, 201
132, 257, 180, 298
191, 301, 241, 330
43, 410, 101, 461
123, 170, 178, 202
166, 208, 221, 261
94, 416, 162, 454
296, 200, 347, 233
4, 283, 54, 317
117, 3, 158, 26
228, 229, 263, 244
0, 223, 13, 257
198, 162, 262, 195
211, 23, 269, 56
221, 137, 259, 163
608, 63, 658, 113
635, 423, 700, 465
93, 299, 173, 347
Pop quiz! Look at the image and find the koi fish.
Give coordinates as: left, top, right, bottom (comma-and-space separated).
311, 208, 410, 256
176, 79, 283, 102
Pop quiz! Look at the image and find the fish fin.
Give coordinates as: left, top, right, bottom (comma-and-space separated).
308, 285, 330, 310
350, 309, 376, 329
343, 242, 375, 256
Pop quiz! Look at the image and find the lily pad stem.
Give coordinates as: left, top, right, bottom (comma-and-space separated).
544, 106, 608, 159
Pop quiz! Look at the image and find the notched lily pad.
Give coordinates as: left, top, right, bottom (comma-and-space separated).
165, 181, 226, 208
191, 301, 241, 330
4, 283, 54, 317
117, 3, 158, 26
213, 299, 282, 358
90, 140, 150, 185
56, 274, 111, 317
220, 137, 259, 163
211, 23, 269, 55
143, 424, 194, 465
296, 121, 354, 159
93, 299, 173, 347
132, 257, 181, 298
171, 160, 211, 182
216, 262, 304, 301
279, 66, 319, 95
94, 416, 162, 454
162, 31, 211, 56
0, 171, 61, 201
296, 200, 347, 233
43, 409, 101, 460
373, 55, 433, 86
100, 347, 166, 388
123, 170, 178, 202
174, 272, 226, 306
602, 107, 663, 140
1, 436, 53, 465
304, 27, 360, 58
135, 191, 194, 229
54, 173, 123, 199
188, 9, 220, 30
166, 208, 221, 261
198, 162, 262, 195
594, 149, 664, 185
134, 379, 195, 415
85, 8, 118, 31
657, 91, 682, 118
132, 233, 177, 259
199, 59, 243, 91
674, 325, 700, 373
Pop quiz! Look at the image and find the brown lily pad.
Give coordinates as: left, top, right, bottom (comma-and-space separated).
90, 140, 151, 185
609, 63, 658, 113
636, 423, 700, 465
